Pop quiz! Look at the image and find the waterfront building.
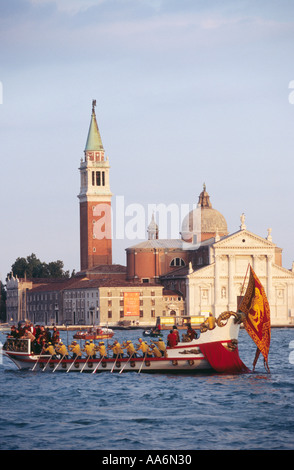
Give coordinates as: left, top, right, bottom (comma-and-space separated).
62, 279, 177, 327
6, 274, 184, 327
6, 276, 34, 324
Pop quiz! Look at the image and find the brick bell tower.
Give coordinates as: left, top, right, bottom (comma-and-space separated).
78, 100, 112, 271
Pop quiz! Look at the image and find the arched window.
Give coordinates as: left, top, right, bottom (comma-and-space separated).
170, 258, 186, 267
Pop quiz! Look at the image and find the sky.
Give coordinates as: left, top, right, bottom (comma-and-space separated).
1, 0, 294, 280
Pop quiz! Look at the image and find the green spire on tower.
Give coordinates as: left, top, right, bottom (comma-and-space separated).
85, 99, 104, 151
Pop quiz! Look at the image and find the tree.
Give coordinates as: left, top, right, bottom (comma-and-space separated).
8, 253, 70, 280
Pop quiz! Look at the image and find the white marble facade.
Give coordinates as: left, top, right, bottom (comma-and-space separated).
186, 228, 294, 325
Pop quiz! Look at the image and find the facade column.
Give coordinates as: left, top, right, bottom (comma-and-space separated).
267, 254, 273, 305
228, 255, 235, 310
253, 254, 258, 272
186, 277, 194, 315
214, 255, 220, 315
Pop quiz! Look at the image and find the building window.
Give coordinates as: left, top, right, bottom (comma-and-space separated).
96, 171, 101, 186
108, 311, 112, 319
170, 258, 186, 267
92, 171, 95, 186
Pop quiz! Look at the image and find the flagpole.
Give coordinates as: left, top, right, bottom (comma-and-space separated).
237, 263, 251, 311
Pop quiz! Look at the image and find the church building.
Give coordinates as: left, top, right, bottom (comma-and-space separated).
126, 185, 294, 326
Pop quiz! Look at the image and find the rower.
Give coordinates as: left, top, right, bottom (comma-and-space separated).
153, 337, 166, 357
150, 343, 162, 358
44, 342, 57, 359
83, 340, 96, 359
136, 338, 151, 357
123, 340, 137, 358
109, 340, 123, 359
55, 341, 69, 359
95, 341, 107, 358
68, 340, 82, 359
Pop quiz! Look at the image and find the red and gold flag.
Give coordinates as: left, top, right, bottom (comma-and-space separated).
238, 266, 271, 372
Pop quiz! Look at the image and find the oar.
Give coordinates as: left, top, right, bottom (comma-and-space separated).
119, 354, 134, 374
31, 347, 44, 371
138, 354, 146, 374
80, 355, 91, 373
110, 356, 119, 373
42, 355, 53, 372
52, 355, 65, 373
66, 355, 80, 373
92, 355, 105, 374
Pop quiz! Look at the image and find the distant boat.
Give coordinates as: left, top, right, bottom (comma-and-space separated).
73, 326, 114, 340
143, 329, 162, 337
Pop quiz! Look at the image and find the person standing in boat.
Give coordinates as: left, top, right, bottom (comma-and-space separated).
172, 325, 180, 344
28, 322, 36, 336
45, 327, 52, 343
51, 326, 60, 345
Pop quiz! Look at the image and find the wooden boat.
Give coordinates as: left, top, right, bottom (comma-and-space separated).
3, 311, 249, 373
3, 266, 271, 374
143, 329, 162, 337
73, 327, 114, 340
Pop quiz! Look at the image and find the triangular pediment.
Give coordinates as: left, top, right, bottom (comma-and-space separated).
272, 263, 294, 278
188, 263, 215, 279
213, 229, 276, 249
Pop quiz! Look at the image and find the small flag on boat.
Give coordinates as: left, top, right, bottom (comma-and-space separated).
238, 266, 271, 372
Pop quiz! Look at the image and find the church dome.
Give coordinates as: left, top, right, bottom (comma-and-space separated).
181, 185, 228, 243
